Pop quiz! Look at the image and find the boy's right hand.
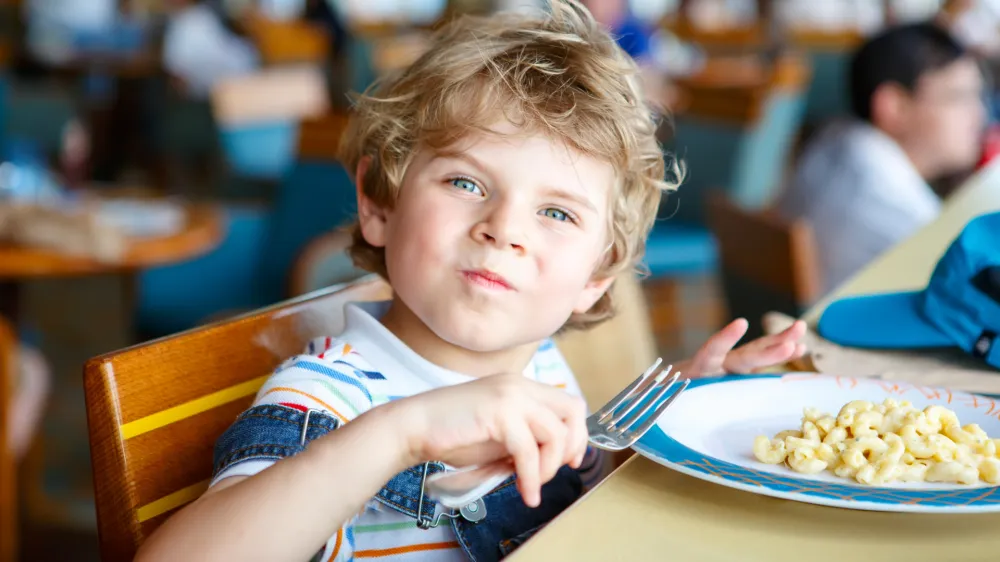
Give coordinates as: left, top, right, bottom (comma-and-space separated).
391, 374, 588, 507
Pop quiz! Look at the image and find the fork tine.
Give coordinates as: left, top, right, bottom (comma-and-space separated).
621, 378, 690, 439
615, 375, 688, 435
595, 358, 665, 419
607, 369, 680, 427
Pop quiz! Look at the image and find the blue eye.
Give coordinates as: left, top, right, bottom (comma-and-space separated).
541, 208, 570, 222
450, 177, 482, 195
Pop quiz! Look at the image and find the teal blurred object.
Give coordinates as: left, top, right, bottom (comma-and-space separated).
258, 160, 358, 299
668, 90, 808, 221
348, 38, 378, 95
802, 50, 851, 126
161, 97, 218, 162
641, 223, 718, 278
4, 82, 77, 155
136, 160, 359, 337
0, 72, 7, 153
219, 121, 301, 180
135, 205, 273, 337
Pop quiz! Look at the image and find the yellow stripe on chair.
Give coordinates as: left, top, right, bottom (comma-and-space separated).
137, 479, 211, 523
120, 376, 270, 440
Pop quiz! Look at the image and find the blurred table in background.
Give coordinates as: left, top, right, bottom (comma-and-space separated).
0, 191, 224, 531
0, 205, 222, 280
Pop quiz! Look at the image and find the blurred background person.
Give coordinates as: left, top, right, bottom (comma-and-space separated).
777, 22, 987, 294
161, 0, 261, 100
581, 0, 655, 62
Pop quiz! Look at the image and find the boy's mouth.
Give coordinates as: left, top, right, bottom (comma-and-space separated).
462, 269, 514, 291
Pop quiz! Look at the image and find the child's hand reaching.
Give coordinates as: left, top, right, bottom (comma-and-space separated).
393, 374, 589, 507
678, 318, 807, 378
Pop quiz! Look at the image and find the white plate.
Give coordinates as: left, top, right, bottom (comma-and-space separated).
633, 373, 1000, 513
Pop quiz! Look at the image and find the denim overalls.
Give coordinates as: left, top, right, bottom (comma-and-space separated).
214, 404, 583, 561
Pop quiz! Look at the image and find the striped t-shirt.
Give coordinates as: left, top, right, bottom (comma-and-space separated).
211, 300, 603, 561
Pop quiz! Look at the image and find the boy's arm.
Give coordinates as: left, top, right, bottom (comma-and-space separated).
135, 401, 413, 562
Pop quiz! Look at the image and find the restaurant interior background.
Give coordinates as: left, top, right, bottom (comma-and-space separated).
1, 0, 998, 560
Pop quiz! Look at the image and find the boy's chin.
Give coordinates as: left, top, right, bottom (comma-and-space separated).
433, 319, 552, 354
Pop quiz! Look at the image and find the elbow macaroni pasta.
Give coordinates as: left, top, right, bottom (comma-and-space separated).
753, 399, 1000, 486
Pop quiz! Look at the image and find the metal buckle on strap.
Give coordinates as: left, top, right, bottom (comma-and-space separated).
300, 408, 323, 446
416, 462, 487, 529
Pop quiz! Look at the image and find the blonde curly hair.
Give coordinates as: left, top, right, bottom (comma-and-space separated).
339, 0, 680, 330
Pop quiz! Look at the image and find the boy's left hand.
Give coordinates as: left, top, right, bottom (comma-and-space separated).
678, 318, 807, 378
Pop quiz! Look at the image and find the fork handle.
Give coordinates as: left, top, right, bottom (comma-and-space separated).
424, 462, 513, 509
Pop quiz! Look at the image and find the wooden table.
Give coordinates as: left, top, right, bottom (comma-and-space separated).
0, 203, 224, 324
511, 161, 1000, 561
0, 205, 223, 279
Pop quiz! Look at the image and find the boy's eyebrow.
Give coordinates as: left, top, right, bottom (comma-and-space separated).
436, 150, 491, 175
544, 187, 598, 214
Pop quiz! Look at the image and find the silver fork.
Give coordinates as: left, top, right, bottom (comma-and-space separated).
425, 358, 689, 508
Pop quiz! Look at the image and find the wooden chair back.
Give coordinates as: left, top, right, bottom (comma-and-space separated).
0, 315, 16, 562
84, 277, 392, 562
706, 192, 821, 337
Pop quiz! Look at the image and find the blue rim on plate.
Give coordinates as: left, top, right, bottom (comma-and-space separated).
633, 374, 1000, 513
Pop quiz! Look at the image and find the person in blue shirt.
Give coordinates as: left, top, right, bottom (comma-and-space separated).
581, 0, 653, 61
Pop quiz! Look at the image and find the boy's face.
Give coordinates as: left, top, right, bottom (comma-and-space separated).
358, 119, 616, 353
891, 57, 986, 176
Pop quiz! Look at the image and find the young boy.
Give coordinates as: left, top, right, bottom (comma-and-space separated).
137, 2, 806, 560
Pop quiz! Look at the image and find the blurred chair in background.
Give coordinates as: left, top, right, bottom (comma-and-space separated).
136, 104, 355, 338
642, 51, 812, 353
0, 311, 50, 562
211, 65, 328, 183
289, 228, 366, 296
1, 314, 16, 562
256, 112, 358, 303
666, 52, 812, 216
706, 191, 821, 340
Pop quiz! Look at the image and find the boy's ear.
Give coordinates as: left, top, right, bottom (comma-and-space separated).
573, 275, 616, 314
356, 156, 390, 248
870, 82, 910, 135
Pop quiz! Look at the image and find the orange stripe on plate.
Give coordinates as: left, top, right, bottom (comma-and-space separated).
355, 542, 460, 558
260, 387, 348, 422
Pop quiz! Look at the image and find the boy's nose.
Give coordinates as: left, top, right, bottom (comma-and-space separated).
471, 210, 526, 255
